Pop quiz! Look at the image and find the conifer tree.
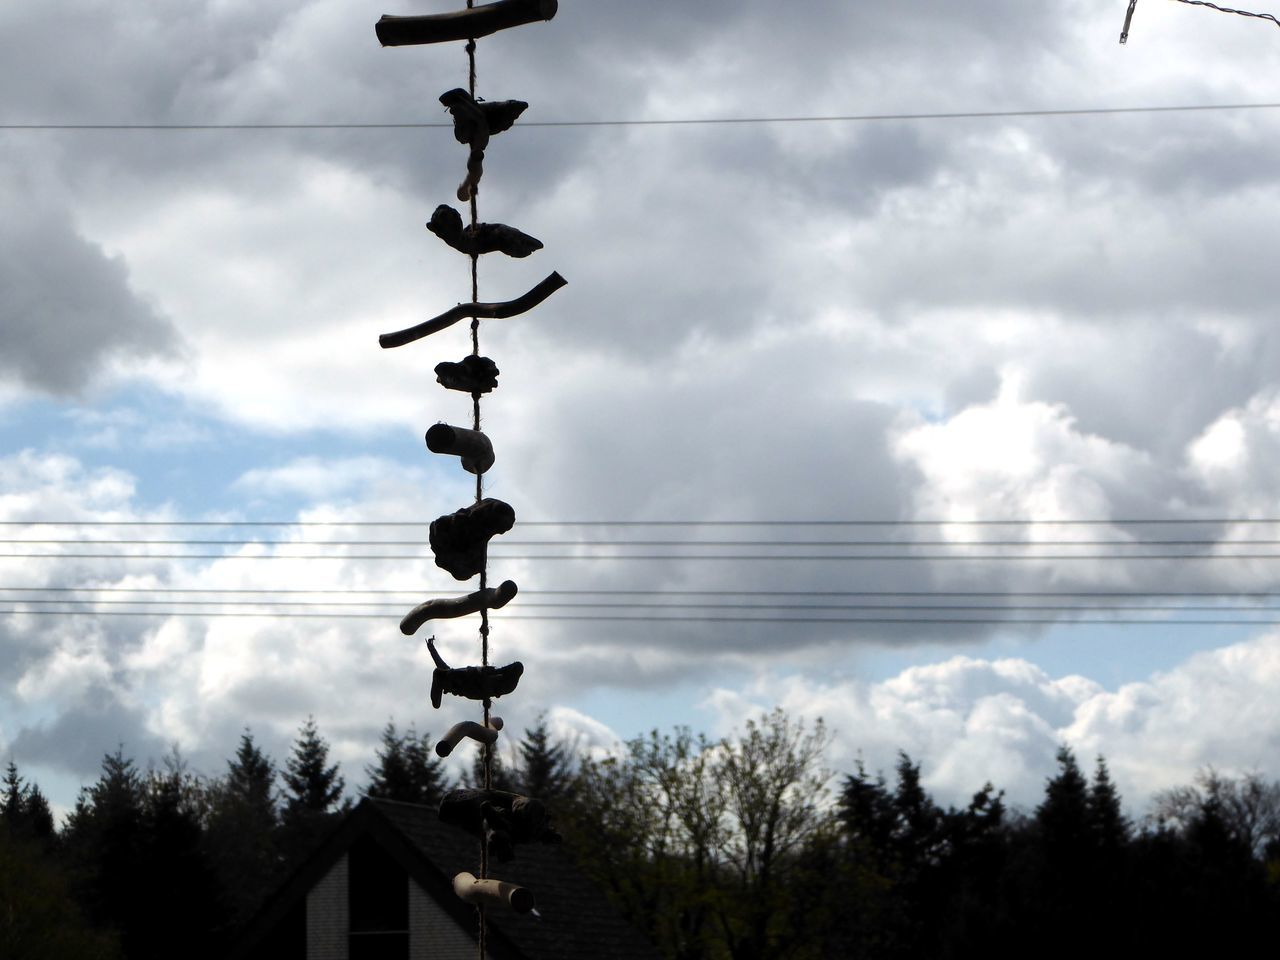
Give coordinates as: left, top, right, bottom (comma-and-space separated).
514, 714, 575, 802
1087, 755, 1128, 851
367, 722, 448, 804
282, 716, 345, 816
207, 730, 279, 924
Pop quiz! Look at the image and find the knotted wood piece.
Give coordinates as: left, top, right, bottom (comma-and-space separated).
435, 720, 499, 758
435, 355, 500, 394
427, 636, 523, 709
428, 205, 543, 258
439, 788, 562, 861
379, 272, 567, 349
440, 89, 527, 153
426, 423, 494, 475
401, 579, 517, 636
452, 871, 535, 914
438, 90, 527, 201
430, 498, 515, 581
376, 0, 558, 47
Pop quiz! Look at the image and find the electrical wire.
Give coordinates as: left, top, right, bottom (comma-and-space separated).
6, 102, 1280, 130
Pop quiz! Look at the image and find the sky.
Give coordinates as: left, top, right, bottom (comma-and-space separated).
5, 0, 1280, 819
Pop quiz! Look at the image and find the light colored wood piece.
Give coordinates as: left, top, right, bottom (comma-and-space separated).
435, 720, 500, 758
452, 871, 535, 914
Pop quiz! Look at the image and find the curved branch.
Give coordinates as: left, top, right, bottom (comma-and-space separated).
379, 272, 566, 349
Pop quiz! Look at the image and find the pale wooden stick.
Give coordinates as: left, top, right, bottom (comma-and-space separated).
436, 720, 500, 757
452, 871, 535, 914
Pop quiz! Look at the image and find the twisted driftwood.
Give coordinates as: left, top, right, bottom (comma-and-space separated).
428, 205, 543, 258
426, 423, 494, 475
435, 355, 500, 394
400, 579, 517, 636
379, 272, 567, 349
440, 89, 527, 153
430, 498, 515, 580
452, 871, 535, 914
376, 0, 558, 47
427, 636, 523, 709
435, 721, 499, 758
439, 788, 562, 860
438, 89, 527, 200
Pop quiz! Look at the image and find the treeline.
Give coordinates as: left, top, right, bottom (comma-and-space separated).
2, 709, 1279, 959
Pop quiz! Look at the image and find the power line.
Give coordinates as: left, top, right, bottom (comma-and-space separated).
6, 537, 1280, 547
2, 551, 1280, 561
6, 102, 1280, 131
4, 586, 1280, 598
4, 518, 1280, 526
8, 596, 1280, 613
3, 607, 1277, 625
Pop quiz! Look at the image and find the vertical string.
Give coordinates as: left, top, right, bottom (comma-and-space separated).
464, 14, 491, 960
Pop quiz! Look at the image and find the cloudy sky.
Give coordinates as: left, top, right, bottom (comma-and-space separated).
5, 0, 1280, 818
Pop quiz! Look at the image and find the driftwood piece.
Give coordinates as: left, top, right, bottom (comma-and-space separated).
452, 871, 535, 914
440, 89, 527, 153
426, 423, 494, 475
428, 205, 543, 258
400, 579, 517, 636
439, 788, 562, 860
437, 90, 527, 202
379, 272, 566, 348
435, 355, 500, 394
456, 150, 484, 202
376, 0, 558, 47
429, 498, 515, 581
427, 636, 523, 709
1119, 0, 1137, 44
435, 720, 500, 758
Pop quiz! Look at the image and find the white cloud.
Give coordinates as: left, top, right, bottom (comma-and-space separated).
704, 633, 1280, 812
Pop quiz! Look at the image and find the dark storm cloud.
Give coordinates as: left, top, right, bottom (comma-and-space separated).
8, 684, 167, 780
0, 193, 181, 395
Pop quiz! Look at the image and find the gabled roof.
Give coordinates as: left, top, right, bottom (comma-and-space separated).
230, 796, 663, 960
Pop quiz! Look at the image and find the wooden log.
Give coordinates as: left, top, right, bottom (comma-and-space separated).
379, 272, 566, 349
428, 206, 543, 258
488, 716, 504, 731
427, 636, 523, 709
400, 579, 517, 636
425, 423, 494, 475
452, 871, 535, 914
376, 0, 558, 47
435, 355, 500, 394
430, 498, 515, 581
435, 720, 500, 758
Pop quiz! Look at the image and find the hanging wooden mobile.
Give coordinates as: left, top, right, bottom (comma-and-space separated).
373, 0, 563, 946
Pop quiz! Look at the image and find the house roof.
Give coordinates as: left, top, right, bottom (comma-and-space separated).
230, 796, 663, 960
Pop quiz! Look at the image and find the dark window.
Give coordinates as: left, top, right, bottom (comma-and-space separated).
348, 835, 409, 960
350, 931, 409, 960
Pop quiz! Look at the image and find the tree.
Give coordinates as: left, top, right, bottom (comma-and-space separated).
282, 716, 345, 817
512, 714, 576, 804
206, 731, 280, 925
564, 710, 832, 960
279, 717, 347, 866
366, 722, 448, 805
2, 760, 53, 845
513, 714, 575, 802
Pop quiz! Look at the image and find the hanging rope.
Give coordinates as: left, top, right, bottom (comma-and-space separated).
1123, 0, 1280, 43
462, 9, 494, 959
